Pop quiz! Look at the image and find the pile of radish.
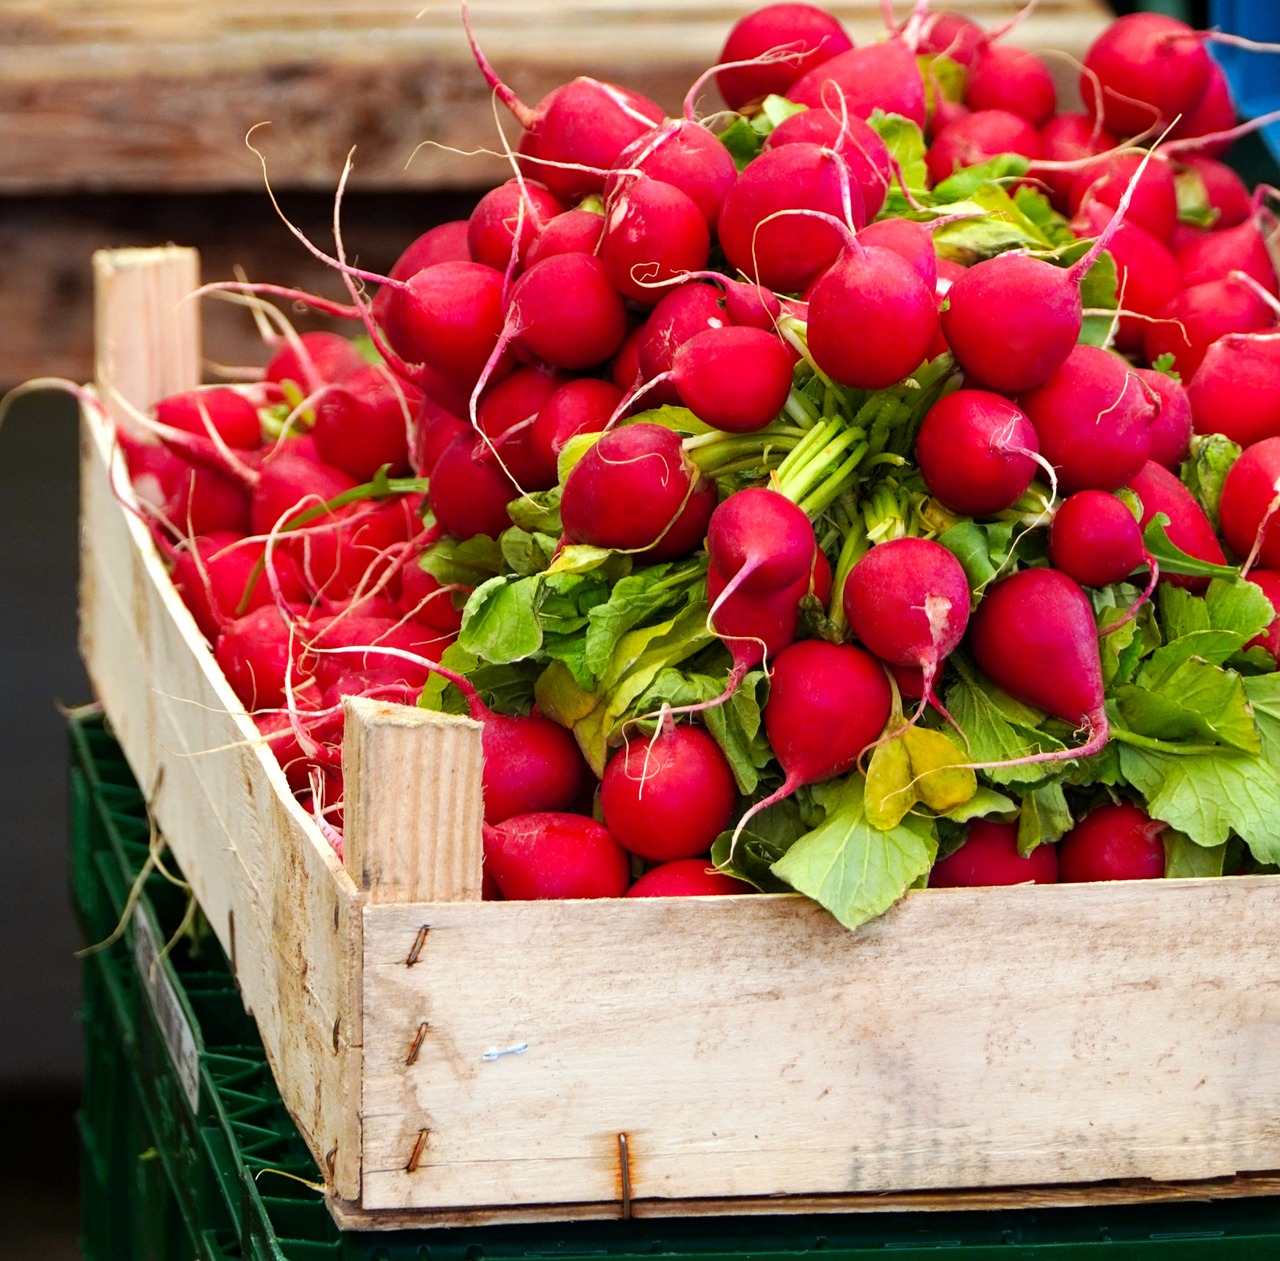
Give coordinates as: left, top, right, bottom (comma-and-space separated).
112, 2, 1280, 927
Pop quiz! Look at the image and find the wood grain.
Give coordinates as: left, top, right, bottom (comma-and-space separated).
2, 1, 1110, 192
358, 881, 1280, 1217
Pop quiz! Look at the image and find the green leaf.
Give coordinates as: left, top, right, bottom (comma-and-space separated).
417, 643, 541, 717
935, 519, 1015, 590
1174, 165, 1218, 229
931, 154, 1031, 206
1181, 433, 1241, 532
1116, 659, 1260, 753
500, 528, 559, 577
1152, 352, 1180, 380
719, 116, 766, 170
1017, 781, 1073, 854
771, 776, 937, 931
1164, 830, 1226, 878
1143, 515, 1240, 581
712, 795, 807, 894
506, 485, 562, 535
1012, 185, 1076, 246
867, 111, 928, 204
583, 561, 705, 680
1206, 576, 1275, 642
421, 533, 504, 588
457, 575, 543, 663
758, 94, 808, 130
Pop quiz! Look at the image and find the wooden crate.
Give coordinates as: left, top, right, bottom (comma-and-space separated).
80, 247, 1280, 1230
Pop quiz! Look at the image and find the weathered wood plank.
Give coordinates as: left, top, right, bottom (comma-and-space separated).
359, 881, 1280, 1216
1, 1, 1110, 192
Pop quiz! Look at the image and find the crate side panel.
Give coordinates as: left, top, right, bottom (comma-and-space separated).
78, 399, 364, 1200
360, 881, 1280, 1213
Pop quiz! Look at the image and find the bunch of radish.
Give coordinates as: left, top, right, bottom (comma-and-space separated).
113, 1, 1280, 927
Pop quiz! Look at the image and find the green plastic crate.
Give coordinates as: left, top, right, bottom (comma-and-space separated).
70, 707, 1280, 1259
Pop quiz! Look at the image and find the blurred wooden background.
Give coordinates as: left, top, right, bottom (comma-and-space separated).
1, 0, 1110, 386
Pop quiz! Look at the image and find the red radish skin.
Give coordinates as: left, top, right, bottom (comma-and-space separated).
1169, 61, 1236, 157
600, 176, 712, 305
626, 860, 754, 897
481, 812, 632, 899
1128, 459, 1228, 590
215, 604, 307, 712
264, 331, 365, 398
524, 208, 605, 268
611, 324, 647, 392
926, 110, 1042, 187
311, 364, 420, 482
372, 222, 473, 332
1188, 335, 1280, 449
1049, 490, 1145, 587
428, 433, 518, 540
1244, 570, 1280, 662
637, 282, 728, 406
705, 486, 816, 599
1177, 218, 1280, 297
969, 567, 1109, 755
716, 143, 863, 294
155, 388, 261, 451
843, 537, 970, 703
399, 562, 466, 635
164, 464, 253, 538
413, 398, 471, 475
857, 218, 937, 291
1178, 155, 1254, 228
171, 532, 306, 642
1034, 113, 1119, 212
671, 326, 795, 433
474, 363, 567, 490
761, 110, 892, 219
560, 423, 716, 561
787, 38, 927, 130
250, 452, 358, 540
506, 253, 630, 371
1018, 345, 1156, 494
715, 3, 853, 111
601, 724, 737, 861
1081, 12, 1211, 137
466, 178, 566, 272
481, 712, 592, 825
1069, 151, 1179, 246
1134, 369, 1193, 470
1219, 437, 1280, 571
916, 12, 985, 68
609, 120, 739, 230
964, 46, 1056, 128
1143, 277, 1276, 380
930, 820, 1059, 887
1058, 801, 1166, 882
527, 378, 625, 487
915, 389, 1040, 515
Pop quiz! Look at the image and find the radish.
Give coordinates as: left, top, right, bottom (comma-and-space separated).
428, 433, 518, 540
717, 142, 862, 294
669, 326, 795, 433
964, 45, 1057, 129
480, 711, 592, 826
1069, 151, 1179, 246
626, 860, 753, 897
914, 11, 985, 69
857, 218, 937, 291
311, 363, 420, 482
399, 562, 466, 636
412, 397, 470, 475
466, 178, 566, 273
761, 109, 892, 219
787, 38, 927, 129
968, 567, 1110, 760
1143, 277, 1275, 381
843, 537, 970, 707
164, 464, 253, 538
715, 3, 853, 111
1134, 368, 1193, 470
608, 120, 739, 229
600, 175, 712, 304
914, 388, 1041, 515
1018, 345, 1156, 494
1245, 570, 1280, 662
474, 363, 567, 490
1081, 12, 1212, 137
155, 387, 261, 451
1187, 334, 1280, 449
505, 252, 630, 371
1169, 61, 1237, 158
1219, 436, 1280, 571
1048, 490, 1148, 588
705, 486, 816, 604
1178, 154, 1254, 228
559, 422, 716, 561
637, 282, 728, 406
482, 813, 632, 899
1177, 217, 1279, 297
264, 330, 364, 399
170, 532, 305, 642
600, 722, 737, 861
926, 109, 1042, 187
1034, 113, 1119, 212
524, 208, 605, 268
527, 378, 625, 487
1127, 459, 1228, 590
929, 819, 1059, 887
215, 603, 308, 712
1058, 801, 1166, 882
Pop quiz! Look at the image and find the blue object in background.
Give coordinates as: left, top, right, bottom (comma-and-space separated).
1210, 0, 1280, 162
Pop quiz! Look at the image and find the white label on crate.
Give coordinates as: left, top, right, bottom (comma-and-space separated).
132, 905, 201, 1114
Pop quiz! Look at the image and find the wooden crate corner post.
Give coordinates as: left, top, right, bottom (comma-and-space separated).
341, 697, 486, 904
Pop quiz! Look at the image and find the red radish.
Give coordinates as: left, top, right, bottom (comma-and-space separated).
914, 388, 1040, 515
305, 615, 448, 697
609, 120, 739, 229
1081, 12, 1211, 137
1177, 218, 1279, 297
302, 499, 422, 604
506, 252, 630, 371
1188, 334, 1280, 448
428, 433, 518, 540
165, 464, 252, 538
843, 537, 970, 705
1244, 570, 1280, 661
857, 218, 937, 291
600, 175, 711, 305
600, 723, 737, 861
527, 377, 625, 486
481, 712, 592, 825
704, 557, 808, 688
964, 46, 1056, 128
466, 178, 565, 272
399, 562, 466, 636
717, 143, 862, 294
915, 11, 985, 68
927, 95, 970, 142
806, 243, 940, 390
264, 331, 365, 398
626, 860, 753, 897
121, 434, 186, 512
715, 3, 853, 110
155, 388, 261, 450
170, 532, 303, 642
1134, 368, 1193, 470
1219, 437, 1280, 570
1034, 113, 1119, 211
929, 819, 1059, 887
311, 364, 420, 481
1069, 151, 1179, 245
1018, 345, 1156, 494
1058, 801, 1166, 882
705, 486, 816, 602
761, 109, 892, 219
1142, 277, 1275, 379
787, 38, 927, 129
523, 208, 605, 268
727, 638, 891, 848
215, 603, 307, 712
250, 451, 357, 539
722, 277, 785, 329
611, 323, 647, 392
1169, 60, 1236, 158
560, 423, 715, 561
413, 397, 471, 475
926, 109, 1042, 187
1178, 154, 1253, 228
1048, 490, 1146, 587
670, 326, 794, 433
474, 363, 567, 490
371, 222, 473, 331
482, 813, 631, 899
968, 567, 1110, 759
1127, 459, 1228, 590
637, 282, 729, 405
